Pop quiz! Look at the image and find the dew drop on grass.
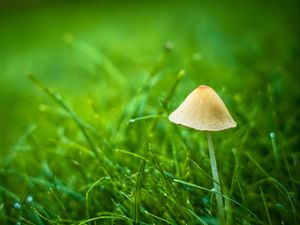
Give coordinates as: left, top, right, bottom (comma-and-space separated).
13, 202, 21, 209
202, 196, 210, 205
26, 195, 33, 203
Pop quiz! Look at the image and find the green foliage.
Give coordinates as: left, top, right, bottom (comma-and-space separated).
0, 1, 299, 224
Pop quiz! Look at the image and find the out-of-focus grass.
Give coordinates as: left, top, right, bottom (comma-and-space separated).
0, 1, 299, 224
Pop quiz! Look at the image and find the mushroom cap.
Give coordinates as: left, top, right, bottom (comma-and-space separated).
169, 85, 237, 131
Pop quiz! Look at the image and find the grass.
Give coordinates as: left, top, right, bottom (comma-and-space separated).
0, 1, 299, 224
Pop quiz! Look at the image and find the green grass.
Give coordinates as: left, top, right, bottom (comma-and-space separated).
0, 1, 299, 224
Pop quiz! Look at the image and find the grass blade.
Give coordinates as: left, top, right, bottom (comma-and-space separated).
132, 160, 146, 225
85, 177, 105, 220
28, 74, 102, 163
260, 186, 273, 225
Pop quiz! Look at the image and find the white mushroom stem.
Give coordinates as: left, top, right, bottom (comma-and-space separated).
207, 132, 225, 220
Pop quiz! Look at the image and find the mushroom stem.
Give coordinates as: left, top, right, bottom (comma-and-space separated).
207, 132, 225, 221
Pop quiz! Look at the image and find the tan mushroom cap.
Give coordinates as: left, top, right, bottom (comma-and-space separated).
169, 85, 237, 131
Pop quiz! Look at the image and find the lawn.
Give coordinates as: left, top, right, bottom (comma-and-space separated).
0, 1, 299, 224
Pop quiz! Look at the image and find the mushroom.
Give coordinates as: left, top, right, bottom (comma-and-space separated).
169, 85, 236, 220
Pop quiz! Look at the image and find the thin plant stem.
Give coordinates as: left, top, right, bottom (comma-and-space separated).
207, 132, 225, 221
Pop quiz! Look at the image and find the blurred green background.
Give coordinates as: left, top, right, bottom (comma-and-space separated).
0, 0, 299, 224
